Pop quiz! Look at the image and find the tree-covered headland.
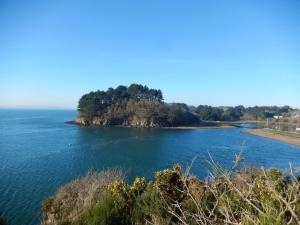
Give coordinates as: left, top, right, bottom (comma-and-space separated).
76, 84, 199, 127
76, 84, 293, 127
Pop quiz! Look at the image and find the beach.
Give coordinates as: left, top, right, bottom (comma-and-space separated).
245, 129, 300, 147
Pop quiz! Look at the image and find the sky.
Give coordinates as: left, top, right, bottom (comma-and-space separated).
0, 0, 299, 109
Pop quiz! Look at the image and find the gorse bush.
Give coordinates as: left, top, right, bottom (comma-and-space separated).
42, 157, 300, 225
154, 164, 185, 205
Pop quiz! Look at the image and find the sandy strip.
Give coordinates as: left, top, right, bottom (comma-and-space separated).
162, 124, 235, 129
244, 129, 300, 147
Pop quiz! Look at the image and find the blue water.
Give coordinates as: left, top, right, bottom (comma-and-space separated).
0, 109, 300, 225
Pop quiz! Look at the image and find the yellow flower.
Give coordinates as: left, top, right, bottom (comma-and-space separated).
108, 180, 128, 195
130, 177, 146, 193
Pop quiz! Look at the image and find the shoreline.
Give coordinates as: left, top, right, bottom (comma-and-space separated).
244, 129, 300, 147
161, 124, 235, 129
66, 121, 235, 129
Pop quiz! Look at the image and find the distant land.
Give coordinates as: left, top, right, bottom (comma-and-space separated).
74, 84, 298, 128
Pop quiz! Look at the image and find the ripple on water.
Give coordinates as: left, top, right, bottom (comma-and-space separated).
0, 110, 300, 225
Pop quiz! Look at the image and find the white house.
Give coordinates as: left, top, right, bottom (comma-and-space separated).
296, 128, 300, 131
273, 115, 283, 119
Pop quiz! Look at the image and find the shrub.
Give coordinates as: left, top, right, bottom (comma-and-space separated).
154, 164, 185, 205
42, 158, 300, 225
42, 169, 125, 224
75, 191, 129, 225
133, 181, 171, 224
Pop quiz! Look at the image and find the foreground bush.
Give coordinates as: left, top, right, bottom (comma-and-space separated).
42, 157, 300, 225
42, 169, 125, 225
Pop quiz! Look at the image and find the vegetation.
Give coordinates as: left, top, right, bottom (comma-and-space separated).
260, 129, 300, 138
78, 84, 163, 119
196, 105, 292, 121
42, 155, 300, 225
41, 169, 125, 225
77, 84, 199, 127
77, 84, 294, 127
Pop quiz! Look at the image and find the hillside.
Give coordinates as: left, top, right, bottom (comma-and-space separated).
75, 84, 296, 128
42, 158, 300, 225
75, 84, 200, 128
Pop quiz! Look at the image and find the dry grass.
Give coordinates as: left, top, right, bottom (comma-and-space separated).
245, 129, 300, 147
162, 154, 300, 225
42, 169, 125, 224
42, 154, 300, 225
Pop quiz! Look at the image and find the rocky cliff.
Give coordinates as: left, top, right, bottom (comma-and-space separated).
75, 116, 163, 128
75, 84, 200, 128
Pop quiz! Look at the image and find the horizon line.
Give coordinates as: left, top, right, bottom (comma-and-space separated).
0, 104, 299, 111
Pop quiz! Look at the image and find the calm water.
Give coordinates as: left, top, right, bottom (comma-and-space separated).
1, 109, 300, 225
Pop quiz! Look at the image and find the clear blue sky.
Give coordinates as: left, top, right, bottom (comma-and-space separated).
0, 0, 299, 109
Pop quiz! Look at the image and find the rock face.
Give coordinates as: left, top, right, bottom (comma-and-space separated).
75, 94, 201, 128
75, 117, 90, 126
76, 84, 201, 128
75, 116, 164, 128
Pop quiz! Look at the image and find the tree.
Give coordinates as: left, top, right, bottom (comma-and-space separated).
153, 89, 163, 102
127, 84, 163, 102
167, 103, 198, 126
113, 85, 129, 102
246, 106, 266, 120
223, 106, 244, 121
78, 91, 110, 118
196, 105, 223, 121
128, 84, 144, 100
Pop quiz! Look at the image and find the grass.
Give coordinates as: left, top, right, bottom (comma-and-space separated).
42, 155, 300, 225
41, 169, 125, 225
263, 128, 300, 138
